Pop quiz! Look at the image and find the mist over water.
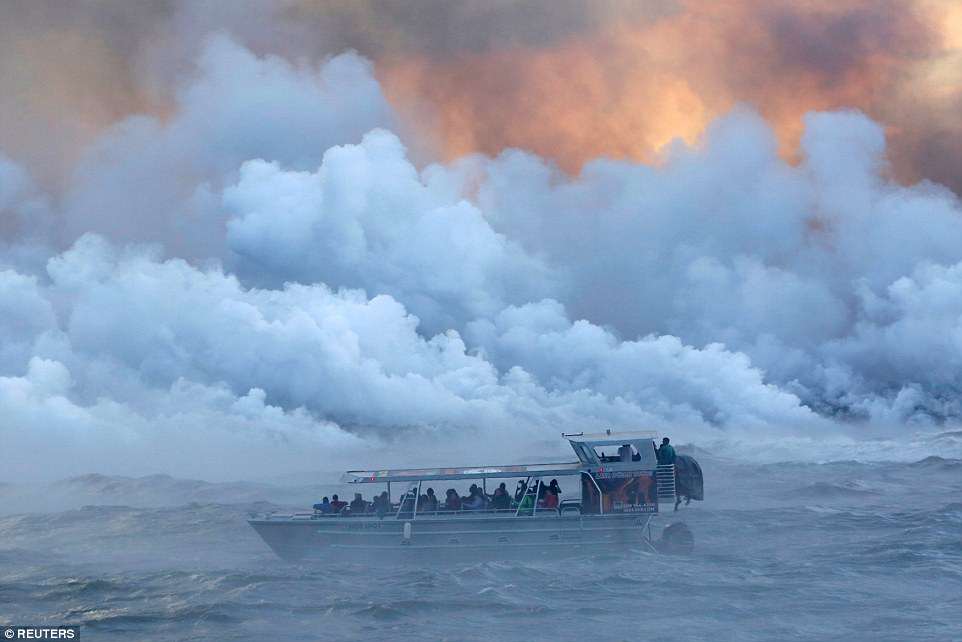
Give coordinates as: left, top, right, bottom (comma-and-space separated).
2, 448, 960, 641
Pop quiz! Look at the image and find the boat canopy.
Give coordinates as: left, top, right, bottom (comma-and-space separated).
563, 430, 658, 446
341, 430, 665, 483
341, 461, 584, 484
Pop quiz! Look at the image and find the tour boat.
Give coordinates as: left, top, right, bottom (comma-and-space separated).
248, 431, 703, 560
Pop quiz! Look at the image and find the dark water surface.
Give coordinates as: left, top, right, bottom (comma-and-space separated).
2, 457, 960, 641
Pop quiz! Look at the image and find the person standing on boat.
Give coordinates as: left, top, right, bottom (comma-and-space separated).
656, 437, 677, 465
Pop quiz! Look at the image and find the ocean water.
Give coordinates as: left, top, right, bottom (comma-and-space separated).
1, 450, 961, 641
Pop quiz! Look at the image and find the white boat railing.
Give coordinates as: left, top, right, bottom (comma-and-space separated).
655, 464, 676, 502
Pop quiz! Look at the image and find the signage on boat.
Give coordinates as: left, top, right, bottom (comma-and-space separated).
593, 468, 650, 480
582, 470, 659, 514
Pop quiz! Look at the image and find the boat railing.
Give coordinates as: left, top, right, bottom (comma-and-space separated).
655, 464, 676, 502
303, 505, 570, 519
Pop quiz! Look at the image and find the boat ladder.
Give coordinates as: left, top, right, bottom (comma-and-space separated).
655, 464, 676, 503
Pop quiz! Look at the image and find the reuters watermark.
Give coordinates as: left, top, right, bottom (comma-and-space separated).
2, 628, 77, 640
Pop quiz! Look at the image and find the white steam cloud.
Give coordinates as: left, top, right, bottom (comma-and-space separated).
1, 36, 961, 480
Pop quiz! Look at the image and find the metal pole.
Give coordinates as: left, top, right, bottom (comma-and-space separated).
515, 476, 531, 517
413, 480, 422, 521
531, 477, 541, 517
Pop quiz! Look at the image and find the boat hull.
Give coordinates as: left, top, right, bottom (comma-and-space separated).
249, 512, 661, 561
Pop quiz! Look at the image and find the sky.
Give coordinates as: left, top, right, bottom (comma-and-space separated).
1, 0, 961, 481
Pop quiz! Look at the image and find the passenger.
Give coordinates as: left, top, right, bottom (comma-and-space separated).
463, 486, 485, 510
536, 480, 547, 502
349, 493, 367, 513
398, 490, 416, 516
540, 490, 559, 510
548, 479, 562, 498
656, 437, 677, 465
424, 487, 438, 512
444, 488, 462, 511
462, 484, 483, 507
329, 494, 347, 513
514, 480, 528, 503
374, 491, 391, 517
517, 486, 535, 513
618, 443, 632, 462
313, 496, 331, 514
538, 480, 561, 509
491, 482, 510, 510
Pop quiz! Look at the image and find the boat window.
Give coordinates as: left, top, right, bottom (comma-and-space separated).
592, 442, 656, 467
592, 445, 633, 463
571, 442, 599, 465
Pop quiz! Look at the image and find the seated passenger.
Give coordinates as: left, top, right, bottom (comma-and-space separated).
313, 496, 331, 513
548, 479, 562, 497
444, 488, 462, 511
463, 486, 484, 510
423, 487, 438, 512
349, 493, 367, 513
491, 483, 510, 510
618, 443, 632, 462
540, 490, 559, 510
536, 480, 547, 502
398, 490, 416, 516
462, 484, 484, 507
374, 491, 391, 517
329, 494, 347, 513
514, 480, 528, 503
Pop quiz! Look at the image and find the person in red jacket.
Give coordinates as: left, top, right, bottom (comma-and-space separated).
444, 488, 462, 511
329, 494, 347, 513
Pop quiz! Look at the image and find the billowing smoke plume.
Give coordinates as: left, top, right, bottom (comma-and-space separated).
1, 19, 961, 479
2, 0, 960, 193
